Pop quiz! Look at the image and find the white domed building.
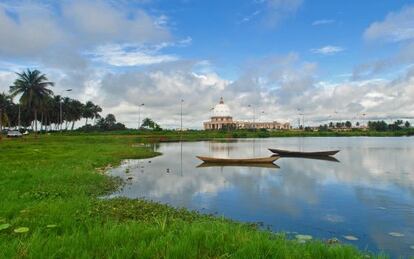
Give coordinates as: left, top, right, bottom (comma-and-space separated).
204, 97, 291, 130
204, 97, 235, 130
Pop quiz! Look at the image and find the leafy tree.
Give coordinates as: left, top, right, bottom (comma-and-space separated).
90, 114, 125, 131
405, 121, 411, 128
345, 121, 352, 128
368, 121, 388, 131
0, 93, 12, 131
9, 69, 54, 133
142, 118, 162, 131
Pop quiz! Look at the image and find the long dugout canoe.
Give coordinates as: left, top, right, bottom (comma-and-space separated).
268, 148, 339, 156
196, 156, 278, 164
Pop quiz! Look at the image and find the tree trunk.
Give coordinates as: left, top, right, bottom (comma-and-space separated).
85, 118, 88, 126
34, 108, 38, 134
71, 121, 75, 131
40, 112, 44, 132
0, 108, 2, 133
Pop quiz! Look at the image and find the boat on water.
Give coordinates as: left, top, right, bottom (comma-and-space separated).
271, 154, 339, 162
268, 148, 339, 157
196, 156, 278, 164
197, 162, 280, 169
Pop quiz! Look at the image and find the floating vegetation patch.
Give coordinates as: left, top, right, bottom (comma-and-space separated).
46, 224, 57, 228
0, 223, 11, 231
388, 232, 404, 237
343, 235, 359, 241
14, 227, 29, 233
295, 234, 313, 243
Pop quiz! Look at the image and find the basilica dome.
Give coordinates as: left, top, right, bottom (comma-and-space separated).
213, 97, 231, 117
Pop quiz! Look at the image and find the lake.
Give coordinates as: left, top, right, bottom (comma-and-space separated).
108, 137, 414, 258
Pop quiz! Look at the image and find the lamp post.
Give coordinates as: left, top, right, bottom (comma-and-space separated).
18, 104, 21, 131
180, 99, 184, 131
138, 103, 144, 129
248, 104, 256, 129
59, 89, 72, 132
297, 108, 304, 129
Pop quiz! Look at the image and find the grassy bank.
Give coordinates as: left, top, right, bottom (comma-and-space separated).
64, 128, 414, 142
0, 134, 386, 258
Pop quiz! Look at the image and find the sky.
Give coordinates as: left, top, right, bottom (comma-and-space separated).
0, 0, 414, 129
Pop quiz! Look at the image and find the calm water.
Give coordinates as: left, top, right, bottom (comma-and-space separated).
108, 137, 414, 258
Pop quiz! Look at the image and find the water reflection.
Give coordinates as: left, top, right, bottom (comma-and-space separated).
197, 162, 280, 169
275, 154, 340, 163
108, 137, 414, 258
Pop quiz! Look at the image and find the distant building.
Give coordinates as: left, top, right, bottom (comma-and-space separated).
203, 97, 291, 130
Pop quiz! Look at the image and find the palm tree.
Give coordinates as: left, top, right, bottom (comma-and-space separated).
91, 103, 102, 125
0, 93, 12, 132
9, 69, 54, 133
82, 101, 95, 126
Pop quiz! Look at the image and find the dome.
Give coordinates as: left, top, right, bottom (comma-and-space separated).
213, 97, 231, 117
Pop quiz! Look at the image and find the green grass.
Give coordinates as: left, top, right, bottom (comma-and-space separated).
0, 134, 387, 258
64, 128, 414, 141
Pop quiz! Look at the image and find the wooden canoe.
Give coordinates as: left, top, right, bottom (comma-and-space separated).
271, 154, 339, 162
196, 156, 278, 164
197, 162, 280, 169
268, 148, 339, 156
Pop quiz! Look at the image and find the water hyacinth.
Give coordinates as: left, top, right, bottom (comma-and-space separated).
388, 232, 404, 237
14, 227, 29, 233
46, 224, 57, 228
0, 223, 11, 231
295, 234, 313, 241
343, 235, 359, 241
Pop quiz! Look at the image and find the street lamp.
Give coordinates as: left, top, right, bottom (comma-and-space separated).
297, 108, 305, 129
248, 104, 256, 129
138, 103, 144, 129
180, 99, 184, 131
59, 89, 72, 132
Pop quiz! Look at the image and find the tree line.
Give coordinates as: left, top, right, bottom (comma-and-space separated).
318, 120, 411, 131
367, 120, 410, 131
0, 69, 102, 133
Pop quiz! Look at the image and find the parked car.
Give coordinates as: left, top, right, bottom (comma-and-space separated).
7, 130, 23, 138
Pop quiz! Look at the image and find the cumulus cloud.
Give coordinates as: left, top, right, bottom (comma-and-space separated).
0, 0, 170, 57
311, 45, 345, 55
356, 6, 414, 78
364, 5, 414, 42
0, 3, 64, 56
62, 0, 170, 44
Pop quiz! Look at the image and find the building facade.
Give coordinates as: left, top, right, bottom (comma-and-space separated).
203, 98, 291, 130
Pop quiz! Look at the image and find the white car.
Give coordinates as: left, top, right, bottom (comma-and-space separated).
7, 130, 23, 138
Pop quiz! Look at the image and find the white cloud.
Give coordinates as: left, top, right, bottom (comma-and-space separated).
0, 4, 64, 56
0, 0, 170, 57
311, 46, 345, 55
90, 44, 178, 66
364, 5, 414, 42
312, 19, 334, 26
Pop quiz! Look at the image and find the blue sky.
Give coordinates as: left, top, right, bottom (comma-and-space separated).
0, 0, 414, 128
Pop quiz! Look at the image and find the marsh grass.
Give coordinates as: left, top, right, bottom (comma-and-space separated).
0, 135, 387, 258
